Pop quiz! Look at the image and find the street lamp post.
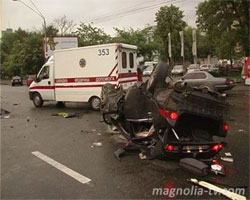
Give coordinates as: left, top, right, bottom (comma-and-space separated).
13, 0, 47, 58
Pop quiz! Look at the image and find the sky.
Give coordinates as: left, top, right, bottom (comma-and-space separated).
2, 0, 203, 36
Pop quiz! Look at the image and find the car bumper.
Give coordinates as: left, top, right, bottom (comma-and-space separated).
215, 84, 236, 91
163, 141, 224, 159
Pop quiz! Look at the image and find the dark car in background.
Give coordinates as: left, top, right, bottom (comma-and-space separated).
27, 74, 36, 87
11, 76, 23, 86
178, 71, 235, 92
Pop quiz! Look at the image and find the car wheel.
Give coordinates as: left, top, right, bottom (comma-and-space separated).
56, 101, 65, 108
146, 62, 168, 94
32, 93, 43, 107
12, 83, 15, 86
199, 83, 215, 93
102, 113, 112, 125
90, 96, 101, 111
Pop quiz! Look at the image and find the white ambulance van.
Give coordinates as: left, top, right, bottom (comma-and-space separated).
29, 43, 138, 110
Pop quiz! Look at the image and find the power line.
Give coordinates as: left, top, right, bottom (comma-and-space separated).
92, 0, 185, 25
84, 0, 177, 24
84, 0, 159, 23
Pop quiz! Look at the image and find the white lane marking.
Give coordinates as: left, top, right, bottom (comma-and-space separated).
32, 151, 91, 184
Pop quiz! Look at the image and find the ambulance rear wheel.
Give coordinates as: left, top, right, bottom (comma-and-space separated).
33, 92, 43, 107
90, 96, 101, 111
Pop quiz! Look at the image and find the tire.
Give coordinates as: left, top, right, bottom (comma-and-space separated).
56, 101, 65, 108
146, 62, 169, 94
89, 96, 101, 111
199, 83, 215, 93
12, 83, 15, 86
32, 93, 43, 107
102, 113, 112, 125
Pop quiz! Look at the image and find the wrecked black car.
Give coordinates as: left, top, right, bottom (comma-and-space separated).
100, 62, 229, 159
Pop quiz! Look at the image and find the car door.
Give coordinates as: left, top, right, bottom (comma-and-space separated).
119, 49, 137, 89
36, 65, 55, 100
184, 72, 207, 87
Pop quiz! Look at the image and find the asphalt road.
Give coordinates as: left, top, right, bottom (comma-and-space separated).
1, 83, 249, 199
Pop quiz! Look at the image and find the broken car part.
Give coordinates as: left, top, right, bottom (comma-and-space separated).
179, 158, 209, 177
221, 157, 234, 162
188, 178, 246, 200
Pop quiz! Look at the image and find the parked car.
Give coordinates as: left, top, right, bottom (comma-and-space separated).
200, 64, 211, 71
179, 71, 235, 92
209, 64, 220, 73
11, 76, 23, 86
143, 65, 154, 76
171, 65, 185, 76
27, 74, 36, 87
187, 64, 200, 73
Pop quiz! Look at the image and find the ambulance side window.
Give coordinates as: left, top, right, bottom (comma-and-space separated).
38, 65, 49, 81
122, 52, 127, 69
129, 53, 134, 68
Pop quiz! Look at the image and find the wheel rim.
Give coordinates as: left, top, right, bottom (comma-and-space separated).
34, 95, 41, 105
92, 98, 100, 109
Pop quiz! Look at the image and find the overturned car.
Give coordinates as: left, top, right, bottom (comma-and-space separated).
100, 62, 229, 159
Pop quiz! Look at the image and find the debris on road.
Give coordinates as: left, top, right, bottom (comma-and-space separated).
97, 133, 102, 136
225, 152, 232, 157
64, 113, 81, 118
221, 157, 234, 162
114, 148, 126, 161
188, 178, 246, 200
0, 109, 10, 119
91, 142, 103, 147
112, 126, 118, 131
210, 162, 226, 176
92, 129, 96, 132
229, 117, 236, 121
138, 152, 147, 160
27, 117, 30, 122
52, 112, 81, 118
52, 112, 68, 117
238, 129, 245, 133
13, 103, 18, 106
180, 158, 209, 177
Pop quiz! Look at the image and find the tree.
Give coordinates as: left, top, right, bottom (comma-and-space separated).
1, 32, 44, 77
0, 28, 29, 65
74, 23, 111, 46
113, 26, 160, 61
196, 0, 249, 58
155, 4, 187, 62
46, 25, 59, 36
53, 15, 76, 36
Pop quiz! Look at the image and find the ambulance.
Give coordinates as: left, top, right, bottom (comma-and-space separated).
29, 43, 138, 110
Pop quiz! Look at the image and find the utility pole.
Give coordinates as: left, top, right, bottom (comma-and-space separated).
179, 31, 184, 66
168, 32, 172, 67
192, 29, 197, 65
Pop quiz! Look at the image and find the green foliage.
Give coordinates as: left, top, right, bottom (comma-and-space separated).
1, 30, 44, 77
74, 23, 112, 46
155, 4, 187, 61
1, 28, 29, 65
46, 25, 59, 37
113, 26, 160, 61
196, 0, 249, 57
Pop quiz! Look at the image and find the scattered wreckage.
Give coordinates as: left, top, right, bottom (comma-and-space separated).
100, 62, 229, 160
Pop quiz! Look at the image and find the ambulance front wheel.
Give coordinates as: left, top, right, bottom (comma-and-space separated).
89, 96, 101, 111
33, 92, 43, 107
